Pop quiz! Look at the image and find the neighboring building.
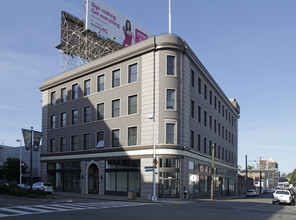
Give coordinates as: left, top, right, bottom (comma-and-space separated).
241, 158, 279, 190
0, 145, 13, 149
237, 174, 253, 195
39, 35, 240, 198
0, 146, 41, 184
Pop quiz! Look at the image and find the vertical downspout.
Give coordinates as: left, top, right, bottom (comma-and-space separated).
153, 37, 156, 198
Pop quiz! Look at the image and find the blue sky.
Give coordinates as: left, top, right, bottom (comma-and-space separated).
0, 0, 295, 174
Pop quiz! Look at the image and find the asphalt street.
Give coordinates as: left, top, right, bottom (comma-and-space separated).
0, 194, 295, 220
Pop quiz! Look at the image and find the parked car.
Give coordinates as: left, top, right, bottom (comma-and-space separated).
32, 182, 53, 193
246, 189, 259, 197
263, 189, 270, 194
17, 183, 29, 189
272, 189, 295, 205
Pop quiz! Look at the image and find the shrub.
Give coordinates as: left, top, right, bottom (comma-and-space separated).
9, 187, 28, 197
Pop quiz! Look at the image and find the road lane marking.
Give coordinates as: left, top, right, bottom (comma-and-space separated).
0, 201, 154, 218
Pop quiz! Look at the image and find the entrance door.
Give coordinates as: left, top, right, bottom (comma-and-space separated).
162, 179, 179, 197
88, 164, 99, 194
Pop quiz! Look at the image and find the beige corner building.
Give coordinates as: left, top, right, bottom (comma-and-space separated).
40, 35, 240, 199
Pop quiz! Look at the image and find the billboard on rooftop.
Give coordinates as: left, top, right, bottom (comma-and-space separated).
86, 0, 153, 47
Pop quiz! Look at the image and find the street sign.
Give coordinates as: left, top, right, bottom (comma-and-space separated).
190, 174, 197, 182
145, 169, 154, 172
145, 166, 154, 169
153, 158, 158, 168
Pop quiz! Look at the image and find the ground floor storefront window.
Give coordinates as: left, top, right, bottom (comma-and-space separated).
158, 158, 180, 198
188, 160, 236, 198
47, 161, 81, 193
105, 159, 140, 196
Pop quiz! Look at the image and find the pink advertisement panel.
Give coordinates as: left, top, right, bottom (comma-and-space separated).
86, 0, 153, 47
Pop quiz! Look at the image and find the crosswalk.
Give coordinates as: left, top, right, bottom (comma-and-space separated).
0, 201, 154, 218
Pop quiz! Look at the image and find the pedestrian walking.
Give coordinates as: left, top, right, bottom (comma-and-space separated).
183, 186, 188, 199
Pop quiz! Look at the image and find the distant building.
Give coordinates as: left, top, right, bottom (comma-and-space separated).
260, 158, 278, 170
241, 158, 279, 190
0, 146, 40, 183
40, 35, 240, 198
0, 145, 13, 149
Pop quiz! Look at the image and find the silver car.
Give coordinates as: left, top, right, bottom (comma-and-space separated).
32, 182, 53, 193
272, 189, 295, 205
246, 189, 259, 197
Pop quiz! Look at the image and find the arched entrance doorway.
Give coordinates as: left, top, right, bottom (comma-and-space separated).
88, 163, 99, 194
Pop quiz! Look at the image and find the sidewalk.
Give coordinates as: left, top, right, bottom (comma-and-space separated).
52, 192, 140, 202
52, 191, 246, 203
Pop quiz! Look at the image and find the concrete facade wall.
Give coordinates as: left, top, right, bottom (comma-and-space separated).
39, 34, 239, 198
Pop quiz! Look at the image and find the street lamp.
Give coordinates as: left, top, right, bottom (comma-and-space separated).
148, 114, 157, 201
16, 139, 22, 184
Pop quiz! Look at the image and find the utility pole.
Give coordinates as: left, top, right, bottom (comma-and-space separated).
245, 155, 248, 192
259, 157, 262, 194
245, 155, 247, 179
30, 126, 33, 191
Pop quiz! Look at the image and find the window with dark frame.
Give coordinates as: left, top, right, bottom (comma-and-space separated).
166, 89, 175, 110
112, 69, 120, 88
97, 74, 105, 92
210, 90, 212, 105
84, 106, 91, 123
209, 115, 212, 130
191, 70, 195, 88
204, 111, 207, 127
128, 127, 137, 146
198, 134, 201, 151
96, 131, 104, 148
190, 130, 194, 148
61, 88, 67, 103
83, 133, 90, 150
167, 55, 175, 75
128, 63, 137, 83
112, 99, 120, 117
72, 109, 78, 125
50, 91, 56, 106
204, 137, 207, 153
71, 135, 78, 151
60, 137, 66, 152
128, 95, 137, 114
72, 84, 78, 99
97, 103, 104, 120
209, 140, 212, 156
61, 112, 66, 127
50, 115, 56, 129
198, 106, 201, 123
49, 138, 55, 152
218, 145, 221, 159
84, 79, 90, 96
166, 123, 175, 144
112, 129, 120, 147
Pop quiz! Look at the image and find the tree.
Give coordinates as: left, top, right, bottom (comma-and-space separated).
247, 165, 255, 172
287, 169, 296, 185
1, 157, 28, 183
